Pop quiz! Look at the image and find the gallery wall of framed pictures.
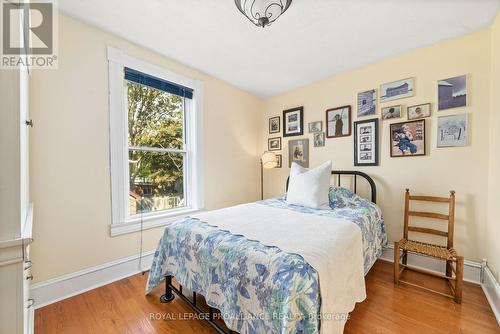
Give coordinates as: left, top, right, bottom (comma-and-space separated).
265, 73, 469, 172
266, 106, 307, 169
378, 74, 469, 154
267, 115, 283, 168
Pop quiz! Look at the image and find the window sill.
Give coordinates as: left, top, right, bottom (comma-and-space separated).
110, 207, 205, 237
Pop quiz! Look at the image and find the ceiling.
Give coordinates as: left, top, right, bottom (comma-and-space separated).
59, 0, 499, 97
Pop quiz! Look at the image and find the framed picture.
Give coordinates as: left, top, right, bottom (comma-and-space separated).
269, 116, 280, 134
283, 107, 304, 137
326, 106, 351, 138
357, 89, 377, 117
268, 137, 281, 151
437, 114, 467, 147
380, 78, 414, 102
275, 154, 282, 168
408, 103, 431, 120
390, 120, 426, 157
354, 119, 379, 166
438, 75, 467, 110
288, 138, 309, 168
381, 105, 402, 120
313, 132, 325, 147
308, 121, 322, 133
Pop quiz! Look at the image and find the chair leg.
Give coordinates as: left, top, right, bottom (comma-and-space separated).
394, 242, 400, 285
446, 260, 452, 278
455, 256, 464, 303
402, 250, 408, 266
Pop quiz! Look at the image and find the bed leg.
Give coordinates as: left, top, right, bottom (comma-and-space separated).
209, 307, 214, 321
160, 275, 175, 303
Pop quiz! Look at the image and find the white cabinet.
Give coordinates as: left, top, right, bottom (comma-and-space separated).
0, 39, 33, 334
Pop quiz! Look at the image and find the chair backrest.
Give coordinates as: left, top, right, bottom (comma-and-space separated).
403, 189, 456, 249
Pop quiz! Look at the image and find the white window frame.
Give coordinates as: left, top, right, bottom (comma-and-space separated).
107, 46, 204, 236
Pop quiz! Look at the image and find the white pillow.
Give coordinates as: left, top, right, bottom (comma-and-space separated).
286, 160, 332, 209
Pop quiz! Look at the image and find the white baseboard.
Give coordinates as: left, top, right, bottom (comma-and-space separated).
30, 250, 155, 309
380, 244, 482, 284
482, 265, 500, 325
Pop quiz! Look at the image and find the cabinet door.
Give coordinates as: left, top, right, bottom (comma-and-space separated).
0, 69, 22, 238
0, 5, 30, 240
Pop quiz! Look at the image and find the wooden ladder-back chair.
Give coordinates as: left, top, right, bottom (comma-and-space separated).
394, 189, 464, 303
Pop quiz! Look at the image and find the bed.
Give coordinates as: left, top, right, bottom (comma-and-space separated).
146, 171, 387, 334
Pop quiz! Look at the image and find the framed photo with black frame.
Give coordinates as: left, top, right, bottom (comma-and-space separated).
268, 137, 281, 151
269, 116, 280, 134
276, 154, 282, 168
283, 106, 304, 137
354, 118, 379, 166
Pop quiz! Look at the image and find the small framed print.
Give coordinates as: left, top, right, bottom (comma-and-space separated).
269, 116, 280, 134
437, 114, 467, 147
276, 154, 282, 168
380, 78, 414, 102
357, 89, 377, 117
390, 120, 426, 157
313, 132, 325, 147
408, 103, 431, 120
438, 75, 467, 110
288, 138, 309, 168
381, 105, 402, 120
283, 107, 304, 137
268, 137, 281, 151
326, 105, 351, 138
354, 118, 379, 166
308, 121, 322, 133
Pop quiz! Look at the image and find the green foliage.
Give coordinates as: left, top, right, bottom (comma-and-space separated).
127, 82, 184, 197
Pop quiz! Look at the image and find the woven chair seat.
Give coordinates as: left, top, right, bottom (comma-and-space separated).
398, 239, 457, 260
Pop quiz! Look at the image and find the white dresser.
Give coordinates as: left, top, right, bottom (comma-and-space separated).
0, 209, 34, 334
0, 35, 34, 333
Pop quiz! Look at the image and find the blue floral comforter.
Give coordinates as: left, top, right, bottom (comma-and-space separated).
146, 187, 387, 334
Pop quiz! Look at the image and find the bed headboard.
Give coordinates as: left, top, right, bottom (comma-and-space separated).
286, 170, 377, 204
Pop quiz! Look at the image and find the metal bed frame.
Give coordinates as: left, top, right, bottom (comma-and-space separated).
160, 170, 377, 334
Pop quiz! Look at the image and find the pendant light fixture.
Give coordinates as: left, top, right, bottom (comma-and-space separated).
234, 0, 293, 28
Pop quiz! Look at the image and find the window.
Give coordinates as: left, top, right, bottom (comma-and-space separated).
125, 67, 191, 215
108, 47, 203, 236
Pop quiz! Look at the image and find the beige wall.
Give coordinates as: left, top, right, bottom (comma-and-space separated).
29, 15, 263, 282
487, 13, 500, 280
262, 29, 493, 263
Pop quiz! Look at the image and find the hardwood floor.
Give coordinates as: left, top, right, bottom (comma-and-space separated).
35, 260, 499, 334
